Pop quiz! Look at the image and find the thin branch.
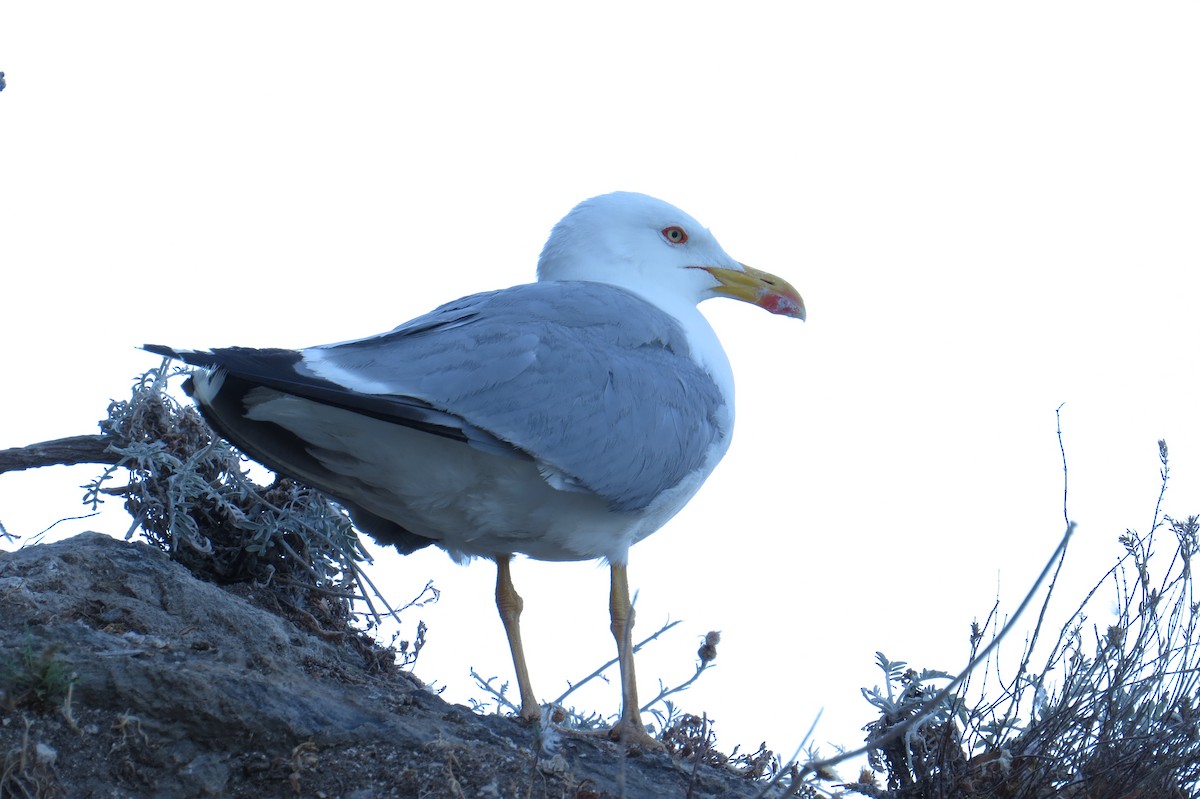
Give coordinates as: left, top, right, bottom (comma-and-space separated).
469, 668, 519, 715
638, 660, 710, 715
1017, 404, 1075, 682
552, 619, 682, 708
799, 520, 1077, 780
0, 435, 121, 474
752, 709, 823, 799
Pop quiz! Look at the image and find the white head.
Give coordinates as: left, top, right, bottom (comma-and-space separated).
537, 192, 805, 320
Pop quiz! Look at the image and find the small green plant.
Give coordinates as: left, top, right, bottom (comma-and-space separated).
1, 640, 77, 712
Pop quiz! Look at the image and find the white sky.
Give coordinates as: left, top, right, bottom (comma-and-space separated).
3, 1, 1199, 773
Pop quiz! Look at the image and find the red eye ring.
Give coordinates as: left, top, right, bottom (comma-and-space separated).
662, 226, 688, 244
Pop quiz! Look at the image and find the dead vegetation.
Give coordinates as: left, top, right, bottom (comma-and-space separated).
835, 441, 1200, 799
87, 364, 415, 643
2, 368, 1198, 798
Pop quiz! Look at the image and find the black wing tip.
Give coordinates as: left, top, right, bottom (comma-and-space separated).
143, 343, 180, 359
142, 343, 221, 369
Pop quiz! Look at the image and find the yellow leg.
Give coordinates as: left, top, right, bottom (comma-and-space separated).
495, 555, 541, 721
608, 563, 663, 749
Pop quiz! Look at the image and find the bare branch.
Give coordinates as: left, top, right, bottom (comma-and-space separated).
798, 520, 1077, 781
0, 435, 121, 474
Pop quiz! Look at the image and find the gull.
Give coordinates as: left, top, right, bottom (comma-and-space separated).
146, 191, 805, 748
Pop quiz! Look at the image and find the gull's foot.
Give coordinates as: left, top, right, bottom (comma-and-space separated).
562, 720, 664, 752
606, 719, 665, 752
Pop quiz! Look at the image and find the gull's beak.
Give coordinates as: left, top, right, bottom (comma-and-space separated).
698, 263, 806, 320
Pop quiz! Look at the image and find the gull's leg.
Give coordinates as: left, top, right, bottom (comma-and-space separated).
607, 562, 664, 750
494, 555, 541, 722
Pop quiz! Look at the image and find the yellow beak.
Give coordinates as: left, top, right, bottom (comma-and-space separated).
698, 264, 806, 320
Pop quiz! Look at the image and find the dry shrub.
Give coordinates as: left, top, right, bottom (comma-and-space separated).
846, 441, 1199, 799
82, 364, 433, 667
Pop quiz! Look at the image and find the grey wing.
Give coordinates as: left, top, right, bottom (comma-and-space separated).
300, 282, 727, 512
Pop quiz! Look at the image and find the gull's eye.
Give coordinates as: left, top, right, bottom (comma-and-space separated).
662, 225, 688, 244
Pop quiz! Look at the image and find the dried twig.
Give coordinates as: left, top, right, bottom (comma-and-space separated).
0, 435, 121, 474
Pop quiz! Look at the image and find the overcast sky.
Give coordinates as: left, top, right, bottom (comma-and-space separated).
3, 2, 1199, 771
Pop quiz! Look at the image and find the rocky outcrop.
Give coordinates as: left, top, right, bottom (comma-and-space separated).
0, 534, 767, 798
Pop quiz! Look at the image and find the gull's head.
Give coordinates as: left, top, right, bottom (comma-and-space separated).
538, 192, 805, 321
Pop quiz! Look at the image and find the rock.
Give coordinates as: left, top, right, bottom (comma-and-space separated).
35, 741, 57, 765
0, 533, 774, 798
